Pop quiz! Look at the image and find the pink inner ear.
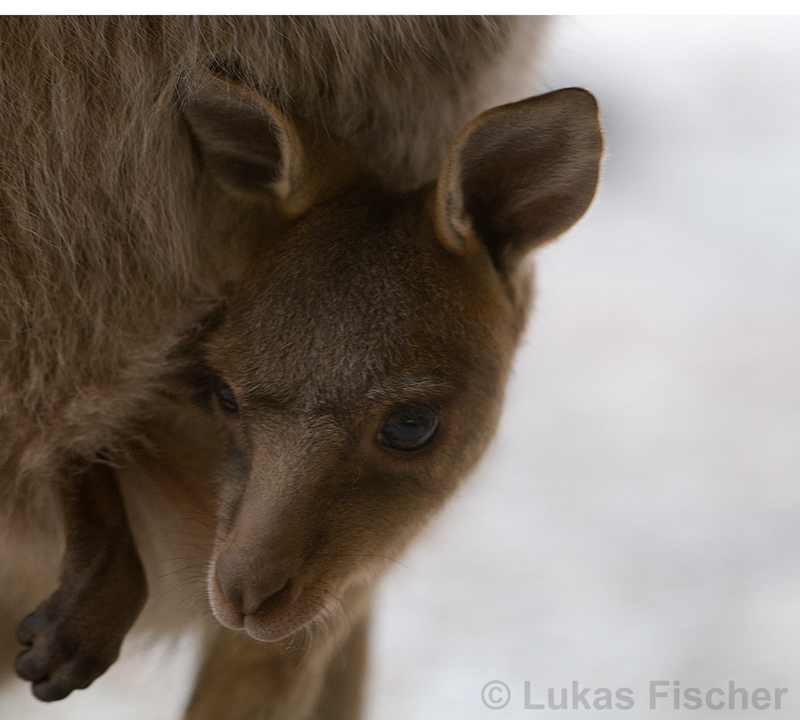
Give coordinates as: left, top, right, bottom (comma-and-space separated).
454, 90, 602, 272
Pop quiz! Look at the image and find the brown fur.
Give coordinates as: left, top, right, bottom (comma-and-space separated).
0, 16, 601, 719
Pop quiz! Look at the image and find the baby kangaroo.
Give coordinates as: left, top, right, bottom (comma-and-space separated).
179, 70, 603, 649
0, 17, 602, 720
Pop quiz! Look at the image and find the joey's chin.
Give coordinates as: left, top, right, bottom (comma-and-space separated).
242, 614, 302, 643
213, 608, 306, 643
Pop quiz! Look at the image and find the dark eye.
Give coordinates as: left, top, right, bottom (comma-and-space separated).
377, 406, 439, 452
216, 381, 239, 413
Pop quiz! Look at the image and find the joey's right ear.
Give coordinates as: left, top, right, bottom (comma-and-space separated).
183, 70, 349, 216
435, 88, 603, 275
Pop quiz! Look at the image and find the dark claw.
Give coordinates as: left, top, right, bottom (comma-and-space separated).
32, 676, 75, 703
15, 645, 55, 684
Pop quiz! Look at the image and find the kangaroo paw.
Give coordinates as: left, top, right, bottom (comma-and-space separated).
15, 462, 147, 701
15, 587, 125, 701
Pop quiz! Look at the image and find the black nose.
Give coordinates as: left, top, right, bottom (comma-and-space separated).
214, 546, 293, 617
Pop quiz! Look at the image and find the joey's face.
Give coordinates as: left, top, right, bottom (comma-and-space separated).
184, 72, 601, 643
200, 185, 527, 643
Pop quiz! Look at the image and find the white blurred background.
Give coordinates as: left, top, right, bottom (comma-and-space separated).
2, 16, 799, 719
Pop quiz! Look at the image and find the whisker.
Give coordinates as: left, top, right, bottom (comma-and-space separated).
313, 552, 408, 569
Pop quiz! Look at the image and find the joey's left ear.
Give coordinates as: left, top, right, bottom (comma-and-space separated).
182, 68, 356, 216
435, 88, 603, 274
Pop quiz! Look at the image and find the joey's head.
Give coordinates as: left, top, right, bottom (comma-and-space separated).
183, 70, 603, 643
